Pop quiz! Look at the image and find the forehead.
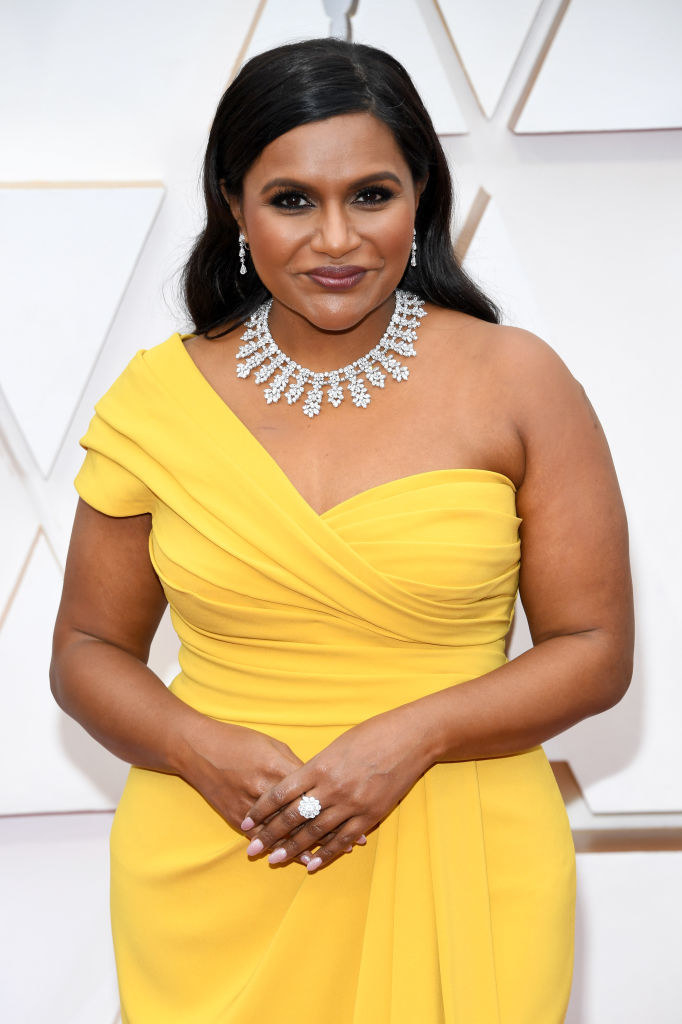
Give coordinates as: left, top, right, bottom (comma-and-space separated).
244, 112, 411, 186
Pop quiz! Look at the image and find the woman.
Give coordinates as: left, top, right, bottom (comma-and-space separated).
50, 38, 633, 1024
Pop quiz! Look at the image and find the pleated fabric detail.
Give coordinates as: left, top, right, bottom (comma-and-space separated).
75, 335, 575, 1023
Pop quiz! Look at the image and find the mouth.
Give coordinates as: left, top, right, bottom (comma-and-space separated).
306, 266, 367, 290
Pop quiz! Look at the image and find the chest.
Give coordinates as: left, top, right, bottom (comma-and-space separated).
185, 333, 522, 515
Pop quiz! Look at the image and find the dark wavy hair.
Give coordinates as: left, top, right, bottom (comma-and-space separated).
182, 37, 500, 333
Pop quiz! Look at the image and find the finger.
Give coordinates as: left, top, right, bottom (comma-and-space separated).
305, 819, 369, 873
263, 812, 364, 867
241, 801, 296, 834
267, 821, 341, 865
263, 823, 368, 867
247, 795, 369, 862
259, 816, 317, 856
346, 835, 367, 850
242, 766, 313, 830
248, 802, 342, 859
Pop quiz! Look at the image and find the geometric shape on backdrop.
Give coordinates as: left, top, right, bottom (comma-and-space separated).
460, 191, 548, 336
551, 762, 682, 851
0, 440, 40, 617
0, 185, 164, 478
0, 814, 118, 1024
351, 0, 468, 134
437, 0, 543, 117
0, 531, 127, 813
567, 852, 682, 1022
239, 0, 330, 68
239, 0, 468, 135
515, 0, 682, 132
323, 0, 354, 40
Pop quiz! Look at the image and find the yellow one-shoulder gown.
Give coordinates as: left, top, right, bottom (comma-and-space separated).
74, 334, 575, 1023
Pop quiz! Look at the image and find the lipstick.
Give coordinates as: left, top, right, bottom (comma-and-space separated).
306, 265, 366, 290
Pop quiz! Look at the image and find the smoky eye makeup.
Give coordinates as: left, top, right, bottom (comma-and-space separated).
268, 189, 312, 209
353, 185, 396, 205
268, 183, 398, 210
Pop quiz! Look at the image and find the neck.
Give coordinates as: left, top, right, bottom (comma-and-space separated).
266, 293, 397, 370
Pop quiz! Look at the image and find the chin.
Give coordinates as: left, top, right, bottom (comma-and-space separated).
292, 287, 393, 331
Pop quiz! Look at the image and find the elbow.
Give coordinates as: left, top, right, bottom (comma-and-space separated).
49, 655, 67, 711
593, 647, 634, 714
49, 619, 90, 713
49, 622, 78, 712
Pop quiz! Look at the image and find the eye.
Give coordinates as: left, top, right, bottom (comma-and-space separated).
354, 186, 395, 206
270, 190, 311, 210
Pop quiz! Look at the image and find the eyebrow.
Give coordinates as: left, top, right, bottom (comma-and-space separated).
259, 171, 403, 195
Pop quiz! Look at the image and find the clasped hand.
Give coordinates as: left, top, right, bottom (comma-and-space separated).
240, 707, 433, 874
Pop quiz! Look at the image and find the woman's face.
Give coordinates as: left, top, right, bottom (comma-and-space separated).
226, 112, 424, 333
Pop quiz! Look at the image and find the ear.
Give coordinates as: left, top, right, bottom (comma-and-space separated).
220, 181, 246, 239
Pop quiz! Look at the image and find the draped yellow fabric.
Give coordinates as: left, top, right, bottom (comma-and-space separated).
75, 334, 575, 1024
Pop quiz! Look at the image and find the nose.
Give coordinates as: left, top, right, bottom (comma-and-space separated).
309, 203, 361, 258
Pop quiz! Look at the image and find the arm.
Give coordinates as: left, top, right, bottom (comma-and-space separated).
411, 330, 634, 762
50, 499, 305, 833
240, 331, 634, 870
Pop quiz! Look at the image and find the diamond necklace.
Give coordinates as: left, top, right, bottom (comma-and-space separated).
235, 289, 427, 418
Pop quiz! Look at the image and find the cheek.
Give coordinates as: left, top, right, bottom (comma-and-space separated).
246, 211, 302, 269
376, 213, 414, 260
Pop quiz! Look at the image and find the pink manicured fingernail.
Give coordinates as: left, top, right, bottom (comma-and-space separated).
357, 834, 367, 845
299, 853, 311, 865
246, 838, 263, 856
241, 816, 255, 831
306, 856, 323, 873
268, 847, 287, 865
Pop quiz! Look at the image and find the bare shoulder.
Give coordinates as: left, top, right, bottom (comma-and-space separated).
487, 322, 578, 382
431, 308, 573, 381
429, 307, 594, 432
183, 320, 244, 358
181, 321, 246, 387
428, 305, 565, 366
495, 326, 593, 424
422, 306, 610, 496
474, 323, 617, 512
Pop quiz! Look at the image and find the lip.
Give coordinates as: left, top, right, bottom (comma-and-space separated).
306, 265, 367, 290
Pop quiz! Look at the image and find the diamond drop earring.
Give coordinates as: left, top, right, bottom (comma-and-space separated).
238, 233, 248, 276
411, 228, 417, 268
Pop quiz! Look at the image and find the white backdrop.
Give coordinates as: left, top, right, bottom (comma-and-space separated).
1, 1, 681, 1021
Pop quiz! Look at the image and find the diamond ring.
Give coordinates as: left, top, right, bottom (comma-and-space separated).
298, 795, 322, 820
